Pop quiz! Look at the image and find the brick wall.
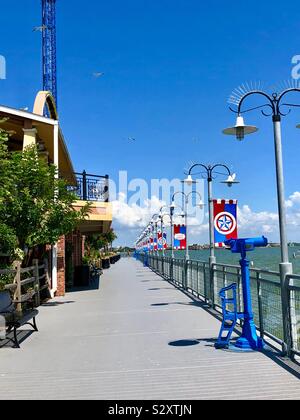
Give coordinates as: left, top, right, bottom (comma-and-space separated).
66, 230, 84, 267
65, 230, 85, 288
55, 231, 85, 296
57, 235, 65, 297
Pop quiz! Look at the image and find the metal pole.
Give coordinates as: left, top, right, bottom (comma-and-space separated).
273, 116, 291, 264
105, 175, 109, 202
208, 176, 216, 306
273, 115, 293, 354
82, 170, 87, 201
150, 229, 152, 254
161, 218, 164, 257
171, 211, 174, 259
185, 198, 189, 260
155, 222, 159, 257
208, 177, 216, 265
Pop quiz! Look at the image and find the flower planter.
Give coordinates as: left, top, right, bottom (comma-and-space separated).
74, 265, 90, 287
109, 254, 121, 264
110, 256, 116, 265
102, 258, 110, 270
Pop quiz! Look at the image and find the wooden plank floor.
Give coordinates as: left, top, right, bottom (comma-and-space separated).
0, 258, 299, 400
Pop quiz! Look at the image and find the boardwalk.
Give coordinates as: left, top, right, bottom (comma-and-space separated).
0, 258, 299, 400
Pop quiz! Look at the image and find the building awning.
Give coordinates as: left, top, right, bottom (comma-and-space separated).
0, 104, 76, 184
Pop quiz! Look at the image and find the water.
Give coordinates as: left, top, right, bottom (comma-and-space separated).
164, 247, 300, 274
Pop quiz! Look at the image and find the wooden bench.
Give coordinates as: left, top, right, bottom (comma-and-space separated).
0, 291, 39, 348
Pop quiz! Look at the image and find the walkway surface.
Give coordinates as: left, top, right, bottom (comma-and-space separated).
0, 258, 299, 400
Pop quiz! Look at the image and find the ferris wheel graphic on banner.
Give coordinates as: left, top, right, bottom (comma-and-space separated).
214, 212, 237, 236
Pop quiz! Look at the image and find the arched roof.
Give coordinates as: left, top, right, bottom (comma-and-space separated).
33, 91, 58, 120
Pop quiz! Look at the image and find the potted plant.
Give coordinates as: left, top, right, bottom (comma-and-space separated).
101, 253, 110, 270
74, 255, 90, 287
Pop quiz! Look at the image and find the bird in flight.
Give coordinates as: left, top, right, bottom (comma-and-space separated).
93, 72, 105, 78
33, 25, 47, 32
123, 137, 136, 142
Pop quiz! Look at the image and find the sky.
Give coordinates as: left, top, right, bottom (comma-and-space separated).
1, 0, 300, 245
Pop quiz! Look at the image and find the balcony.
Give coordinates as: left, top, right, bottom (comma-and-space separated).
74, 171, 109, 202
71, 171, 112, 235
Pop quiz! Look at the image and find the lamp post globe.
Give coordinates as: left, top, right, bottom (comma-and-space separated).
223, 115, 258, 141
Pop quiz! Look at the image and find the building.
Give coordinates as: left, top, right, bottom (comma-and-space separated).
0, 91, 113, 296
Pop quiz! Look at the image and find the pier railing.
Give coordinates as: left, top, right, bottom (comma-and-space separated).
139, 254, 300, 358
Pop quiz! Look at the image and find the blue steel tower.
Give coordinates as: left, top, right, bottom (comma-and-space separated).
42, 0, 57, 107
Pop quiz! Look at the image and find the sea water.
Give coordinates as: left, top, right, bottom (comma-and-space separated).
165, 247, 300, 275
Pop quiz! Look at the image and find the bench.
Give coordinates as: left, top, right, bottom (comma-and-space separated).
0, 291, 39, 348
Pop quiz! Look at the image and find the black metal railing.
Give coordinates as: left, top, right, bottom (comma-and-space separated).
74, 171, 109, 202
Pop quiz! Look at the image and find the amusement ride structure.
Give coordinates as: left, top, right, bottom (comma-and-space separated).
42, 0, 57, 106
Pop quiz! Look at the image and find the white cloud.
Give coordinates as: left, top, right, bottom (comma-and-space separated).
286, 191, 300, 208
113, 192, 300, 245
112, 193, 166, 229
237, 205, 278, 235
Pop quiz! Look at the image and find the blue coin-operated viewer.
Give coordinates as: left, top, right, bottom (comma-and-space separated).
143, 245, 149, 267
215, 236, 268, 350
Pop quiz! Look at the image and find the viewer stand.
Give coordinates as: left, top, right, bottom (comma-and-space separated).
215, 237, 268, 350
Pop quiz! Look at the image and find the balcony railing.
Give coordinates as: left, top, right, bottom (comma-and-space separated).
73, 171, 109, 202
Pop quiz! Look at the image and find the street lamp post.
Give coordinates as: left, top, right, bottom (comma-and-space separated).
151, 214, 160, 257
170, 203, 175, 259
159, 205, 176, 259
172, 191, 204, 261
223, 87, 300, 352
162, 205, 176, 259
159, 206, 171, 257
160, 215, 165, 258
184, 164, 239, 268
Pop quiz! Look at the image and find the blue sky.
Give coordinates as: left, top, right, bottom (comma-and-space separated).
1, 1, 300, 245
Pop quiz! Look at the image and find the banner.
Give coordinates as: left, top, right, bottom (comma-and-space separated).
143, 240, 148, 252
150, 237, 154, 251
174, 225, 186, 250
162, 232, 167, 250
154, 237, 158, 251
157, 231, 167, 251
157, 231, 162, 250
213, 199, 238, 247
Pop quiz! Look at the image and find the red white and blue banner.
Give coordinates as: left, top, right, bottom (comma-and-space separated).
213, 199, 238, 247
154, 237, 158, 251
163, 232, 167, 250
157, 231, 162, 251
173, 225, 187, 250
157, 231, 167, 251
149, 237, 154, 251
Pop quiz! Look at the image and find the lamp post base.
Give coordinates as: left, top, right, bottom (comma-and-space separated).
235, 319, 265, 350
279, 262, 293, 355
